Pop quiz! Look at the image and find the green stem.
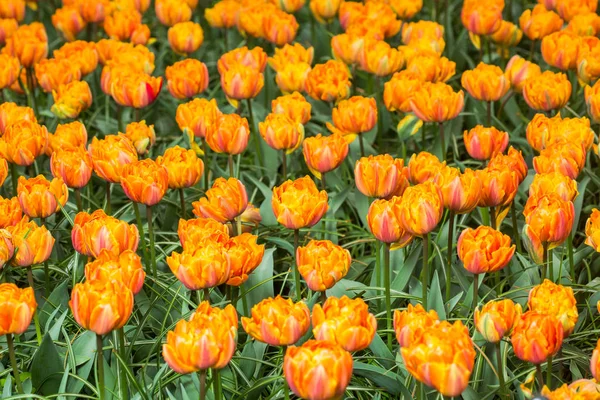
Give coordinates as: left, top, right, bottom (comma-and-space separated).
529, 40, 536, 61
202, 139, 209, 191
472, 273, 479, 310
568, 234, 575, 282
212, 368, 222, 400
6, 334, 23, 394
358, 133, 365, 158
132, 202, 149, 271
105, 182, 112, 216
496, 342, 507, 399
375, 240, 381, 310
281, 151, 287, 182
203, 288, 210, 304
117, 328, 128, 400
446, 211, 454, 303
97, 334, 105, 400
146, 206, 157, 280
75, 188, 83, 212
27, 267, 42, 345
384, 242, 392, 350
490, 206, 497, 230
199, 369, 207, 400
25, 68, 38, 119
40, 217, 50, 298
548, 248, 553, 282
546, 355, 553, 391
487, 101, 492, 126
241, 286, 249, 316
10, 163, 18, 197
422, 234, 429, 309
511, 203, 521, 254
439, 122, 446, 161
228, 154, 235, 178
246, 99, 263, 168
179, 188, 186, 218
293, 229, 301, 301
321, 173, 326, 191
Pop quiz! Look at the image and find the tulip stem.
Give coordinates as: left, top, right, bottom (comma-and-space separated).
568, 234, 575, 282
117, 327, 128, 400
446, 211, 454, 304
321, 173, 326, 191
25, 68, 38, 119
495, 342, 507, 399
546, 355, 553, 390
199, 369, 207, 400
281, 151, 287, 182
384, 242, 392, 351
472, 273, 479, 311
541, 242, 548, 281
7, 334, 23, 394
511, 203, 521, 254
105, 182, 112, 216
293, 229, 302, 301
536, 364, 544, 390
490, 206, 496, 230
422, 234, 429, 309
359, 133, 365, 158
179, 188, 186, 218
212, 368, 222, 400
548, 248, 553, 282
75, 188, 83, 212
203, 288, 210, 304
228, 154, 235, 178
10, 163, 18, 197
246, 99, 264, 169
146, 206, 157, 280
96, 335, 105, 400
27, 267, 42, 345
529, 40, 536, 61
40, 217, 51, 298
487, 101, 492, 126
439, 122, 446, 161
202, 139, 209, 191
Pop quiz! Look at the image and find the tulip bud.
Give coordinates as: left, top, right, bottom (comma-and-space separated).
523, 71, 571, 111
463, 125, 509, 160
393, 303, 439, 348
166, 59, 209, 100
193, 177, 248, 223
302, 133, 348, 179
296, 240, 351, 291
242, 295, 310, 346
475, 299, 522, 343
511, 311, 564, 364
272, 176, 328, 230
0, 283, 36, 335
85, 250, 145, 295
157, 146, 204, 190
8, 216, 54, 267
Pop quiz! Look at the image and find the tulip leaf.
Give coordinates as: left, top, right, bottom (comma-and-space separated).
243, 248, 275, 311
66, 358, 94, 395
40, 279, 70, 329
572, 176, 590, 236
325, 279, 366, 299
71, 330, 97, 366
368, 334, 394, 370
429, 271, 446, 320
391, 243, 420, 296
31, 332, 65, 395
353, 362, 401, 395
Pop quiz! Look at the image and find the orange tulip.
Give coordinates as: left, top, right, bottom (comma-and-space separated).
274, 62, 311, 94
331, 33, 367, 66
237, 3, 274, 39
237, 203, 262, 233
410, 82, 464, 123
52, 6, 86, 42
155, 0, 191, 26
204, 0, 240, 29
556, 0, 597, 21
268, 0, 306, 13
0, 0, 24, 21
123, 120, 155, 156
434, 167, 481, 214
489, 21, 523, 54
120, 159, 169, 206
0, 103, 36, 135
7, 216, 54, 267
401, 320, 475, 397
393, 304, 439, 349
259, 113, 304, 153
269, 43, 314, 71
359, 39, 404, 77
168, 22, 203, 55
97, 40, 154, 70
176, 98, 222, 140
511, 311, 563, 364
476, 165, 520, 208
474, 299, 522, 343
166, 59, 209, 100
220, 64, 264, 104
1, 22, 47, 67
167, 240, 231, 290
355, 154, 409, 198
262, 9, 299, 47
566, 12, 600, 36
157, 146, 204, 190
312, 296, 376, 352
367, 197, 413, 247
523, 71, 571, 111
486, 148, 528, 187
71, 209, 139, 258
528, 279, 578, 337
50, 147, 93, 189
177, 217, 229, 253
327, 96, 377, 141
586, 80, 600, 123
103, 8, 143, 42
404, 54, 455, 83
272, 92, 312, 125
0, 197, 22, 229
85, 249, 145, 294
383, 71, 422, 113
110, 70, 162, 109
461, 62, 509, 102
519, 4, 564, 40
302, 133, 348, 179
0, 229, 13, 269
541, 31, 581, 71
193, 177, 248, 223
401, 20, 444, 47
0, 54, 19, 90
272, 176, 328, 230
78, 0, 110, 23
89, 134, 138, 183
407, 151, 444, 185
163, 302, 238, 373
398, 181, 443, 236
242, 295, 310, 346
577, 36, 600, 85
523, 194, 575, 263
529, 172, 578, 202
463, 125, 509, 160
35, 58, 82, 94
17, 175, 68, 219
0, 120, 48, 167
225, 233, 264, 286
51, 80, 93, 119
533, 141, 585, 179
0, 18, 18, 45
585, 209, 600, 252
0, 159, 6, 187
526, 113, 556, 152
505, 55, 542, 93
591, 340, 600, 382
47, 121, 87, 156
386, 0, 423, 18
205, 114, 250, 155
53, 40, 98, 76
70, 279, 133, 335
218, 46, 268, 73
296, 239, 351, 291
0, 284, 36, 336
457, 226, 515, 274
305, 60, 352, 103
284, 340, 353, 399
461, 0, 503, 35
309, 0, 344, 23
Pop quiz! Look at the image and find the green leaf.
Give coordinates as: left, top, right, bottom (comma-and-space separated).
40, 280, 70, 329
72, 330, 97, 366
429, 271, 446, 320
32, 332, 65, 395
353, 362, 401, 395
242, 248, 275, 312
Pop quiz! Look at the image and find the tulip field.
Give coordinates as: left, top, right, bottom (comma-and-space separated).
4, 0, 600, 399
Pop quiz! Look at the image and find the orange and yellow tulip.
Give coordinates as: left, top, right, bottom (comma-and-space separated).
0, 103, 36, 135
331, 33, 367, 66
53, 40, 98, 76
259, 113, 304, 153
262, 9, 299, 47
272, 92, 312, 125
225, 233, 264, 286
519, 5, 563, 41
511, 311, 564, 364
110, 70, 162, 109
327, 96, 377, 141
50, 147, 93, 189
585, 209, 600, 252
410, 82, 464, 123
359, 39, 404, 77
302, 133, 348, 179
167, 239, 230, 290
355, 154, 409, 199
51, 6, 86, 42
204, 0, 240, 29
268, 43, 313, 72
476, 165, 520, 208
35, 58, 82, 93
533, 141, 586, 179
474, 299, 522, 343
0, 230, 13, 269
309, 0, 344, 23
505, 56, 542, 94
0, 120, 47, 167
168, 21, 203, 55
85, 249, 145, 295
123, 120, 155, 156
408, 151, 444, 184
404, 54, 455, 83
220, 64, 264, 104
556, 0, 597, 21
177, 217, 229, 253
51, 80, 93, 119
367, 197, 413, 247
166, 59, 209, 100
17, 175, 68, 219
206, 114, 250, 155
89, 135, 138, 183
0, 284, 36, 336
271, 176, 328, 230
78, 0, 110, 23
529, 172, 578, 202
1, 22, 47, 67
393, 304, 439, 348
120, 159, 169, 206
523, 71, 571, 111
0, 0, 24, 21
541, 31, 582, 70
461, 63, 509, 102
398, 181, 444, 236
305, 59, 351, 103
0, 197, 22, 229
577, 36, 600, 84
157, 146, 204, 190
176, 98, 222, 140
528, 279, 578, 336
155, 0, 191, 26
218, 46, 268, 74
296, 239, 351, 291
192, 177, 248, 223
463, 125, 509, 160
461, 0, 503, 35
103, 8, 144, 42
457, 226, 515, 274
383, 71, 422, 113
274, 62, 311, 94
434, 167, 481, 214
8, 216, 54, 267
0, 18, 18, 45
0, 54, 18, 90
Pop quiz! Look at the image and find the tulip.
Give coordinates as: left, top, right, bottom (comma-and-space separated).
0, 229, 13, 269
225, 233, 264, 286
262, 9, 299, 47
103, 8, 144, 42
163, 302, 238, 373
97, 40, 154, 70
398, 182, 443, 237
519, 4, 564, 41
241, 295, 310, 346
89, 135, 138, 183
383, 71, 422, 113
529, 172, 578, 202
476, 165, 520, 209
401, 19, 444, 43
157, 146, 204, 190
0, 120, 47, 167
218, 46, 268, 74
585, 209, 600, 252
237, 3, 274, 39
17, 175, 68, 219
168, 21, 203, 55
0, 18, 18, 45
176, 98, 222, 140
204, 0, 240, 29
393, 304, 439, 348
259, 113, 304, 154
296, 239, 351, 292
177, 217, 229, 253
528, 279, 578, 337
359, 39, 404, 77
523, 71, 571, 112
272, 92, 312, 125
331, 33, 367, 66
237, 204, 262, 234
166, 59, 209, 100
272, 176, 328, 230
51, 80, 93, 119
0, 197, 21, 229
269, 0, 305, 13
53, 40, 98, 76
71, 209, 139, 258
461, 62, 510, 103
407, 151, 443, 184
312, 296, 377, 352
8, 216, 54, 267
586, 80, 600, 123
463, 125, 509, 160
85, 250, 145, 295
556, 0, 597, 21
533, 141, 585, 179
193, 177, 248, 223
1, 22, 48, 68
284, 340, 353, 399
302, 133, 348, 180
366, 197, 412, 246
155, 0, 191, 26
490, 21, 523, 54
355, 154, 409, 198
458, 226, 515, 274
219, 64, 264, 105
591, 340, 600, 382
475, 299, 522, 343
404, 54, 455, 84
0, 54, 19, 90
388, 0, 423, 18
0, 159, 7, 188
526, 113, 556, 152
541, 31, 582, 71
120, 159, 168, 207
0, 103, 36, 135
0, 0, 24, 21
35, 58, 82, 94
167, 240, 231, 290
0, 283, 37, 335
401, 320, 475, 397
309, 0, 344, 23
461, 0, 503, 35
50, 147, 93, 191
505, 56, 542, 93
110, 70, 162, 109
78, 0, 110, 23
327, 96, 377, 145
123, 120, 155, 156
410, 82, 464, 123
51, 6, 85, 42
434, 167, 480, 214
274, 62, 311, 94
305, 60, 352, 103
511, 311, 564, 365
